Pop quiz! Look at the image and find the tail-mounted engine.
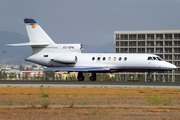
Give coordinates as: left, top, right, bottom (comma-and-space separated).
52, 55, 77, 64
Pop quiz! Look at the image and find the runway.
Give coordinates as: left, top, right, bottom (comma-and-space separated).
0, 80, 180, 88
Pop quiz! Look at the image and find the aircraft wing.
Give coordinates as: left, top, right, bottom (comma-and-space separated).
44, 67, 110, 72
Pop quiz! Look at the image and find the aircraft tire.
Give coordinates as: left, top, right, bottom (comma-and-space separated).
78, 76, 84, 81
90, 76, 96, 81
147, 78, 151, 82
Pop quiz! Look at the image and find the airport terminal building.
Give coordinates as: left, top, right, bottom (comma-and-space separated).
114, 30, 180, 82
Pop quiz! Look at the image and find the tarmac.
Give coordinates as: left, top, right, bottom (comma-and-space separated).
0, 80, 180, 88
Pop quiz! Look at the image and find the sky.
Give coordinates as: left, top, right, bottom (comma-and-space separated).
1, 0, 180, 46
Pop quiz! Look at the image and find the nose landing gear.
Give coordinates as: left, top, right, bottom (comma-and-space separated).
147, 72, 152, 82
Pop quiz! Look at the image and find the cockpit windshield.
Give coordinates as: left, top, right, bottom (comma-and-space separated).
157, 57, 163, 61
153, 57, 157, 60
147, 56, 163, 61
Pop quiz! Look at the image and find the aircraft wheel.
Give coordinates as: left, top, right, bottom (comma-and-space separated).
78, 76, 84, 81
77, 72, 84, 81
90, 76, 96, 81
147, 78, 151, 82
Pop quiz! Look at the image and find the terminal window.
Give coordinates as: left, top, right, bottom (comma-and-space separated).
129, 48, 136, 53
129, 34, 136, 40
165, 41, 172, 46
120, 41, 128, 46
174, 55, 180, 60
147, 41, 154, 46
156, 41, 163, 46
147, 34, 154, 40
138, 34, 145, 40
138, 48, 145, 53
116, 48, 119, 53
156, 34, 163, 40
156, 48, 163, 53
121, 48, 128, 53
116, 41, 119, 46
174, 34, 180, 39
129, 41, 136, 46
138, 41, 145, 46
165, 48, 172, 53
147, 48, 154, 53
174, 41, 180, 46
120, 34, 128, 40
165, 34, 172, 39
174, 48, 180, 53
165, 55, 172, 60
116, 34, 120, 40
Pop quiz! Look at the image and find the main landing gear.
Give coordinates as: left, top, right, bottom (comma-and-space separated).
77, 72, 84, 81
147, 72, 152, 82
77, 72, 96, 81
90, 72, 96, 81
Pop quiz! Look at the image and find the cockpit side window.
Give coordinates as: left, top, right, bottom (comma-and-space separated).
147, 57, 153, 60
153, 57, 157, 60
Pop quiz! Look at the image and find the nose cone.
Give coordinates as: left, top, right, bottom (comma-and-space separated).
171, 64, 177, 69
167, 62, 177, 70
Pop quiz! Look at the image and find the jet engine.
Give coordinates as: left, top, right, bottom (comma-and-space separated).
53, 55, 77, 64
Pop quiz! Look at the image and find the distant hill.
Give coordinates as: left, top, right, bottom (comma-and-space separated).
0, 31, 114, 65
0, 31, 31, 65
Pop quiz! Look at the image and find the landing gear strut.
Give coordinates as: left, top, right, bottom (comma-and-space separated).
77, 72, 84, 81
147, 72, 152, 82
90, 72, 96, 81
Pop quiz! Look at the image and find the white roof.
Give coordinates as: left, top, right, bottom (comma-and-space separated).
115, 30, 180, 34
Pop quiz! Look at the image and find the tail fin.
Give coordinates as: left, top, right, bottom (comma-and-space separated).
7, 18, 55, 46
24, 18, 55, 45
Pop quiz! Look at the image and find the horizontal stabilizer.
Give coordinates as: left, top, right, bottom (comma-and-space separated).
44, 67, 110, 72
6, 42, 49, 46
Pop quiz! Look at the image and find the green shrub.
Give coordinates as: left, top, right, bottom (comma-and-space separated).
41, 98, 50, 108
41, 91, 49, 98
147, 95, 172, 106
19, 99, 26, 106
6, 99, 14, 106
69, 101, 74, 108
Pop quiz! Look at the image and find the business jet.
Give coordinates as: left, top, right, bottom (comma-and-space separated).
7, 18, 177, 82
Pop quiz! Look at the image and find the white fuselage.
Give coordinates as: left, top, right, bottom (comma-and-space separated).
26, 52, 176, 72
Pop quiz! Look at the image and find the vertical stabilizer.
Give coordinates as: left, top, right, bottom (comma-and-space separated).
24, 18, 55, 45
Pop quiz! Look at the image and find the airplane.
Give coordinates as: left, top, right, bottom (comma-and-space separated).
7, 18, 177, 82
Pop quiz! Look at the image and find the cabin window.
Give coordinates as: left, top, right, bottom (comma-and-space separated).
124, 57, 127, 61
113, 57, 116, 61
97, 57, 100, 61
108, 57, 111, 61
119, 57, 122, 61
147, 57, 153, 60
92, 57, 95, 61
103, 57, 106, 61
44, 55, 48, 57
